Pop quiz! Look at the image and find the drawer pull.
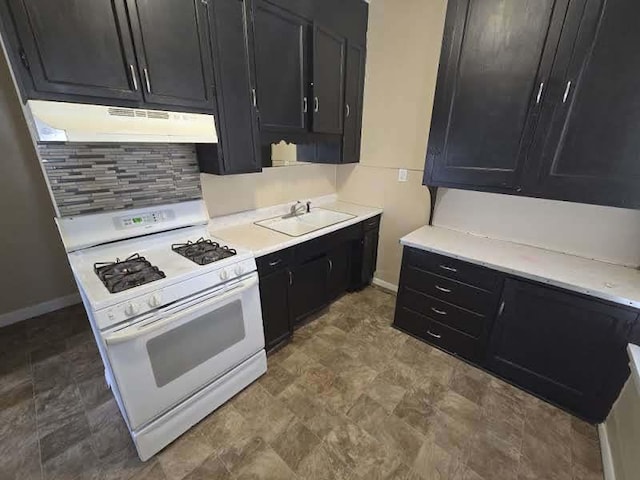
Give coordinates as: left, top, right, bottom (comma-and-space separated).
440, 265, 458, 273
435, 285, 452, 293
268, 259, 282, 267
427, 330, 442, 339
431, 307, 447, 316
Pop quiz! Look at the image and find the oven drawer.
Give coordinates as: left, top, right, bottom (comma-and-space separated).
405, 248, 502, 292
403, 265, 497, 315
401, 287, 486, 338
394, 306, 483, 362
103, 273, 264, 430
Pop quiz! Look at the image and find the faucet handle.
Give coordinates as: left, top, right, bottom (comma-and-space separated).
306, 201, 311, 213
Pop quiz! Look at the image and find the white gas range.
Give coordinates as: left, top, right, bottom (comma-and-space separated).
57, 200, 266, 461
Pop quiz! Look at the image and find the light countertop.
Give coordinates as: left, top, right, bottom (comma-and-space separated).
401, 226, 640, 309
209, 199, 382, 258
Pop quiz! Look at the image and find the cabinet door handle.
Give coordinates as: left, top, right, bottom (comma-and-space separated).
498, 300, 506, 317
431, 307, 447, 316
303, 97, 308, 113
328, 259, 333, 273
435, 285, 452, 293
251, 88, 257, 108
439, 265, 457, 273
288, 270, 293, 286
314, 97, 319, 113
346, 103, 350, 117
129, 65, 139, 91
562, 81, 572, 103
535, 81, 544, 104
427, 330, 442, 339
268, 259, 282, 267
143, 67, 151, 93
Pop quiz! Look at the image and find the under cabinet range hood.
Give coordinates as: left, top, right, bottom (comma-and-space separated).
25, 100, 218, 144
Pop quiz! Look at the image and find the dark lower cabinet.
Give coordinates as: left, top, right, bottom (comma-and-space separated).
350, 215, 380, 289
488, 279, 635, 422
327, 243, 351, 301
394, 246, 638, 422
290, 256, 329, 325
258, 268, 292, 350
258, 215, 380, 350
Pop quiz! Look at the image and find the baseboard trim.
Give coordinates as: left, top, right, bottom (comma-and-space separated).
0, 293, 81, 328
372, 277, 398, 293
598, 423, 617, 480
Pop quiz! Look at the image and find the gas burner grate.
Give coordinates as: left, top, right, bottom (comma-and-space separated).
94, 253, 166, 294
171, 238, 237, 266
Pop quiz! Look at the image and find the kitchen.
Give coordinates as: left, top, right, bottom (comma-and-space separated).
0, 0, 639, 479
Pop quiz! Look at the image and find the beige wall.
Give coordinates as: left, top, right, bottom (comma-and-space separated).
201, 164, 337, 218
434, 189, 640, 267
337, 0, 448, 286
0, 53, 76, 317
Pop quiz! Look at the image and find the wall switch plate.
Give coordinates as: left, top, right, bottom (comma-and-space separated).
398, 169, 408, 182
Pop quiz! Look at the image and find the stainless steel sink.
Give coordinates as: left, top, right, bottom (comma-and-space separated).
254, 208, 356, 237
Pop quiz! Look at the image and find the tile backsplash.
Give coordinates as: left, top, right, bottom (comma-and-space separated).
39, 143, 202, 217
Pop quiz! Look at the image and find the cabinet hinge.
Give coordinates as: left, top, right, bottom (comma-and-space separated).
19, 48, 30, 71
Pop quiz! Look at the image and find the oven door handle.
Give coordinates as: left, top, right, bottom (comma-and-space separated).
104, 277, 257, 345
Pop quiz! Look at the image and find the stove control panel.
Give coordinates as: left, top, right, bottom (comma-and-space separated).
115, 209, 176, 229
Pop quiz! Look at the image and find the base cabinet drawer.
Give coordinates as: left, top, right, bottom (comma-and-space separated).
394, 306, 484, 363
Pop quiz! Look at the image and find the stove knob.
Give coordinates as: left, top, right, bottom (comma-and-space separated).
219, 269, 230, 281
148, 294, 162, 308
124, 303, 139, 317
234, 265, 244, 276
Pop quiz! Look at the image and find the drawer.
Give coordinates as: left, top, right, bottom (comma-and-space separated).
406, 248, 502, 292
402, 287, 486, 338
295, 224, 361, 263
403, 265, 497, 315
393, 306, 483, 363
257, 248, 293, 277
362, 215, 381, 232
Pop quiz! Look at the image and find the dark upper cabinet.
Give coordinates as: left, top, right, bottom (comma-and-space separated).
342, 43, 365, 164
126, 0, 216, 110
527, 0, 640, 209
425, 0, 568, 190
488, 278, 635, 422
253, 1, 308, 133
312, 24, 346, 134
198, 0, 262, 175
5, 0, 141, 101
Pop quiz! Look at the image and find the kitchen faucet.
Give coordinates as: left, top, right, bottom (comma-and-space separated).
284, 200, 307, 218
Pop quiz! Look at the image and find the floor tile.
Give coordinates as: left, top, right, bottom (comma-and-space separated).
42, 438, 97, 480
35, 383, 85, 437
231, 439, 297, 480
157, 434, 214, 480
297, 444, 356, 480
39, 412, 91, 463
270, 419, 320, 471
392, 383, 445, 436
182, 454, 231, 480
258, 363, 296, 396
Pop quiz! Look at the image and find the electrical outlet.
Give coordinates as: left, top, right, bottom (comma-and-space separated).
398, 169, 408, 182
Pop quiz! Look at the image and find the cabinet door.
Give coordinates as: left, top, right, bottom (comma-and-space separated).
424, 0, 568, 190
205, 0, 261, 174
312, 24, 346, 134
254, 1, 308, 132
342, 44, 365, 164
7, 0, 141, 101
258, 269, 291, 351
289, 256, 328, 325
327, 243, 351, 301
360, 228, 379, 287
126, 0, 215, 110
528, 0, 640, 209
488, 279, 634, 422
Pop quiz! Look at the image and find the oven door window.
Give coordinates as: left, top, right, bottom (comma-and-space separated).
147, 300, 245, 388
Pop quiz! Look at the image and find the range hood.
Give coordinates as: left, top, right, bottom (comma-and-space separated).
25, 100, 218, 144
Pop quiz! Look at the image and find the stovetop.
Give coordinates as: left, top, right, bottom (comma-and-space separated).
94, 253, 166, 294
172, 238, 237, 266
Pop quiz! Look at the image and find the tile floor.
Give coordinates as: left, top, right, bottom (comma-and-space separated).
0, 286, 604, 480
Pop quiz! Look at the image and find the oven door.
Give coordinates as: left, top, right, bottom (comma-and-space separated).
103, 273, 264, 430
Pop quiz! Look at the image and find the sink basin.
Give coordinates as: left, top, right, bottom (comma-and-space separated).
255, 208, 356, 237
